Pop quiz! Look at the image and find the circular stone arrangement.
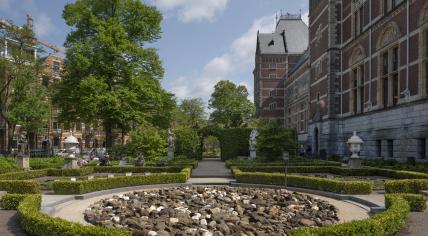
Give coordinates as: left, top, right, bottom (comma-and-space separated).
84, 186, 339, 236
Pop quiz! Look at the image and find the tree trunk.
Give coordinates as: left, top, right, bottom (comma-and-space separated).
7, 123, 14, 154
28, 132, 36, 150
104, 121, 113, 148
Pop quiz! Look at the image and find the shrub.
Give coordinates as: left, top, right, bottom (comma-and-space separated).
47, 167, 94, 176
0, 194, 29, 209
30, 157, 64, 169
225, 159, 342, 167
94, 166, 185, 173
290, 195, 409, 236
256, 119, 298, 161
384, 179, 428, 194
233, 168, 372, 194
386, 193, 427, 212
52, 168, 190, 194
0, 157, 19, 173
17, 194, 130, 236
0, 180, 40, 193
0, 169, 48, 180
174, 127, 201, 159
128, 125, 167, 160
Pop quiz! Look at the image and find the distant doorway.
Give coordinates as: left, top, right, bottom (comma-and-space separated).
203, 135, 220, 159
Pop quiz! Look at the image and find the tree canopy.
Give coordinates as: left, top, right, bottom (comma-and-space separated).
172, 98, 206, 128
208, 80, 255, 128
53, 0, 171, 147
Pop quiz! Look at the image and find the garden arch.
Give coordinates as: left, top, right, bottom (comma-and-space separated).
198, 126, 252, 160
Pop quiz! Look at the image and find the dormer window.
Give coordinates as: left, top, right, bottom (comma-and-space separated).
268, 40, 275, 46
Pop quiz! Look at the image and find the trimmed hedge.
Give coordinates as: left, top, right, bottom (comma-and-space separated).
93, 166, 186, 173
52, 168, 191, 194
0, 169, 48, 180
384, 179, 428, 194
0, 194, 29, 209
225, 159, 342, 168
234, 165, 428, 179
386, 193, 427, 212
47, 167, 94, 176
0, 180, 40, 193
17, 194, 131, 236
233, 168, 372, 194
290, 194, 409, 236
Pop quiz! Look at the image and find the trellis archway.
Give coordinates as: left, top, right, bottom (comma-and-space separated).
198, 126, 252, 160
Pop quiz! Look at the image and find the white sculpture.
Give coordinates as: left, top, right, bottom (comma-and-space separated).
347, 131, 363, 169
249, 129, 258, 159
63, 133, 79, 169
167, 129, 175, 159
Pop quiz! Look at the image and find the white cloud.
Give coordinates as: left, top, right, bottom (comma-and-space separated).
302, 10, 309, 26
33, 13, 54, 37
153, 0, 228, 23
167, 14, 276, 102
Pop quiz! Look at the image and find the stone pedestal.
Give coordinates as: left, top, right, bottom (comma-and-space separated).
119, 160, 128, 166
249, 150, 256, 159
348, 158, 362, 169
64, 158, 79, 169
167, 150, 174, 160
16, 156, 30, 170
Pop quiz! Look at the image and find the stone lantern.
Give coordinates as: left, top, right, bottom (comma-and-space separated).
347, 131, 363, 169
63, 133, 79, 169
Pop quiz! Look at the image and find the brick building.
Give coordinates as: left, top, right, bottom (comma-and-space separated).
253, 14, 308, 121
307, 0, 428, 161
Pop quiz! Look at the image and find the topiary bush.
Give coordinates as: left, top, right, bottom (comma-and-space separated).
0, 180, 40, 193
17, 194, 131, 236
290, 194, 409, 236
384, 179, 428, 194
233, 168, 372, 194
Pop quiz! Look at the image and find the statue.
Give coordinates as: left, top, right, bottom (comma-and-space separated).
167, 129, 175, 159
17, 133, 30, 170
134, 153, 145, 166
249, 129, 258, 159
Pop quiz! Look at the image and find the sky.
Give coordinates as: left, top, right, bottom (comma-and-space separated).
0, 0, 308, 105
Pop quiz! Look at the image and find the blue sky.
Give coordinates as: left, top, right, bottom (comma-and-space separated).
0, 0, 308, 104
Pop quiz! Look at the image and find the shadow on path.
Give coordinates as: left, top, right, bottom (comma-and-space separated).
0, 210, 27, 236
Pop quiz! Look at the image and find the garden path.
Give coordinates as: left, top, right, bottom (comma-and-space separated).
190, 158, 233, 178
396, 200, 428, 236
0, 210, 27, 236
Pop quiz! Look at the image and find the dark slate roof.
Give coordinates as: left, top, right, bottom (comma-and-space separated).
257, 14, 308, 55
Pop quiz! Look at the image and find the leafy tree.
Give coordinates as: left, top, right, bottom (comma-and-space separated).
208, 80, 255, 128
174, 127, 200, 159
173, 98, 206, 128
256, 119, 298, 161
54, 0, 167, 147
0, 21, 50, 149
127, 125, 167, 160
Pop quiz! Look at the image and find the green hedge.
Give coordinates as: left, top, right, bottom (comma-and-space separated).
384, 179, 428, 194
0, 169, 48, 180
0, 180, 40, 193
233, 168, 372, 194
386, 193, 427, 212
225, 159, 342, 168
93, 166, 186, 173
52, 168, 191, 194
46, 167, 94, 176
234, 166, 428, 179
0, 194, 29, 209
290, 194, 409, 236
17, 194, 130, 236
0, 158, 19, 173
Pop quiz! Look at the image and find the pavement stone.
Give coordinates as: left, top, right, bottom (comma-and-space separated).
0, 210, 27, 236
191, 158, 233, 178
396, 201, 428, 236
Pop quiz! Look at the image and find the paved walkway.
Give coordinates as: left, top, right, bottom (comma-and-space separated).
0, 210, 27, 236
191, 158, 233, 178
397, 200, 428, 236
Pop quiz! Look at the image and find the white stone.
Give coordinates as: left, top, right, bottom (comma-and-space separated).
148, 205, 157, 213
123, 196, 130, 201
200, 219, 207, 226
147, 231, 157, 236
112, 216, 120, 223
157, 206, 165, 212
243, 200, 250, 204
169, 218, 179, 224
203, 232, 213, 236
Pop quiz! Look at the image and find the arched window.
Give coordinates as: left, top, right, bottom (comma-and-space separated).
349, 46, 366, 114
376, 22, 401, 108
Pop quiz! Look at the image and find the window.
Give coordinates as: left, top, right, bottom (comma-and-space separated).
384, 0, 403, 15
376, 140, 382, 157
351, 64, 365, 114
53, 61, 60, 74
387, 140, 394, 158
75, 122, 81, 131
63, 122, 70, 131
424, 29, 428, 95
269, 63, 276, 69
269, 89, 276, 97
354, 6, 364, 36
380, 46, 399, 107
269, 74, 276, 79
417, 138, 426, 159
269, 102, 277, 111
